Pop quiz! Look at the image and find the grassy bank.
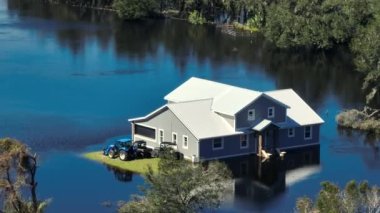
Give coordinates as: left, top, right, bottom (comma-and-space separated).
83, 151, 159, 174
336, 107, 380, 134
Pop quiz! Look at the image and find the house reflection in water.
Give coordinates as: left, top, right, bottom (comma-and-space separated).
220, 146, 320, 204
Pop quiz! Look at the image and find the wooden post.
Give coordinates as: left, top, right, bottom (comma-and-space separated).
258, 134, 262, 157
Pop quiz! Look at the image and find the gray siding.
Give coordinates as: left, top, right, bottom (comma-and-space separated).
199, 133, 256, 160
235, 95, 287, 129
133, 108, 199, 159
216, 112, 235, 128
276, 125, 320, 149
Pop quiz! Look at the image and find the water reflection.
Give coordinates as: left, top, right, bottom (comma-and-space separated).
106, 165, 133, 182
220, 147, 320, 207
7, 0, 366, 107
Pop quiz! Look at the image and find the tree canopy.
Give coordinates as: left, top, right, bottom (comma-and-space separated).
296, 180, 380, 213
263, 0, 373, 49
119, 154, 232, 213
0, 138, 49, 213
112, 0, 158, 19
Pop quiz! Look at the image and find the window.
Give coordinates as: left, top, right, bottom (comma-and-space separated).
240, 134, 248, 149
304, 126, 312, 139
182, 135, 188, 149
268, 107, 275, 118
212, 138, 224, 150
135, 125, 156, 139
248, 109, 255, 121
288, 128, 295, 137
172, 132, 177, 144
159, 129, 164, 142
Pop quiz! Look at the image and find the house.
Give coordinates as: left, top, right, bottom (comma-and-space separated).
129, 77, 324, 162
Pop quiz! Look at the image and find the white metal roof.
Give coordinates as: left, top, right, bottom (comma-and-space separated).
132, 78, 324, 139
252, 119, 272, 131
164, 77, 263, 116
212, 87, 262, 115
167, 99, 242, 139
164, 77, 230, 103
265, 89, 324, 126
128, 105, 167, 122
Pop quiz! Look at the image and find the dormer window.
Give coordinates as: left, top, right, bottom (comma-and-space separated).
248, 109, 255, 121
268, 107, 275, 118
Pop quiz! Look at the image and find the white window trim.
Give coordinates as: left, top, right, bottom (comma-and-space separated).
158, 129, 164, 143
212, 138, 224, 150
288, 128, 295, 138
240, 134, 249, 149
172, 132, 178, 144
182, 135, 188, 149
248, 109, 255, 121
268, 107, 275, 118
304, 126, 312, 140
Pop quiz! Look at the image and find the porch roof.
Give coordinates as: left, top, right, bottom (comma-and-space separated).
252, 119, 272, 131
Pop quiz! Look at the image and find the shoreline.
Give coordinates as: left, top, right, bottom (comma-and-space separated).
336, 107, 380, 134
82, 151, 159, 174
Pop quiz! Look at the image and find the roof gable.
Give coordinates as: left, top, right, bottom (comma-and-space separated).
264, 89, 324, 126
211, 87, 262, 115
164, 77, 230, 103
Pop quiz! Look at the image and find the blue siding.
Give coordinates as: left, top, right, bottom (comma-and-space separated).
199, 133, 257, 160
276, 125, 320, 149
235, 95, 287, 129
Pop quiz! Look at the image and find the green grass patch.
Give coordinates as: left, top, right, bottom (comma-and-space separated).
83, 151, 159, 174
233, 22, 259, 33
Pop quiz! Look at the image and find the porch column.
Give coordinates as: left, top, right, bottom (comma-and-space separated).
258, 133, 262, 157
131, 123, 135, 141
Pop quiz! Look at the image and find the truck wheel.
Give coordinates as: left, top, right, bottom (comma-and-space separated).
119, 150, 127, 161
108, 149, 116, 158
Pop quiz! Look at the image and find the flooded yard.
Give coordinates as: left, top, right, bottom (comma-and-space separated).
0, 0, 379, 212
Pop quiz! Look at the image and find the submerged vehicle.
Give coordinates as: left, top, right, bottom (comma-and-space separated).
103, 138, 132, 159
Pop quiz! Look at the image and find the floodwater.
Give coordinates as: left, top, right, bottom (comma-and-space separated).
0, 0, 379, 212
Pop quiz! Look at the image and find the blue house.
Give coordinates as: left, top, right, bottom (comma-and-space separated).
129, 77, 324, 162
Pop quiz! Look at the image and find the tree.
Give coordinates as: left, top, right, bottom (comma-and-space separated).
350, 8, 380, 104
119, 153, 232, 213
263, 0, 373, 49
296, 180, 380, 213
112, 0, 158, 19
0, 138, 49, 213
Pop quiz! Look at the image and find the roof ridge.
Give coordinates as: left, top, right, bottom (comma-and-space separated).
167, 98, 213, 105
264, 88, 294, 93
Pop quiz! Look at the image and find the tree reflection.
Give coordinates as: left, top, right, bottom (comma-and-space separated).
7, 0, 367, 107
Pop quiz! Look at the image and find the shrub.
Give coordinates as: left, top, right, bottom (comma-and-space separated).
336, 107, 380, 134
188, 10, 206, 25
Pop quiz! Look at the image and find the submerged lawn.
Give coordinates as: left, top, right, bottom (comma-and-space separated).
83, 151, 159, 174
